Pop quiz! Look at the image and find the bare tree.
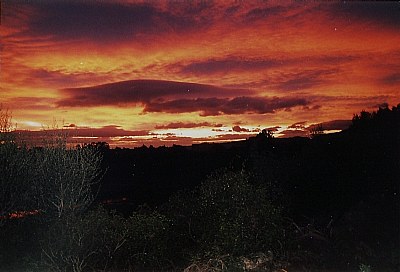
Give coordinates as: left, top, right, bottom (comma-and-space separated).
31, 130, 103, 219
39, 208, 130, 272
0, 107, 15, 143
1, 110, 104, 222
1, 108, 107, 272
0, 107, 32, 225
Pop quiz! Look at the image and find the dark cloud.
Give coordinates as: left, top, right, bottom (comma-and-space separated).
112, 135, 194, 148
166, 0, 216, 22
279, 119, 352, 138
308, 120, 352, 132
275, 69, 338, 92
144, 98, 226, 116
113, 132, 255, 148
4, 1, 204, 43
278, 129, 309, 138
332, 2, 400, 29
173, 55, 355, 78
231, 126, 260, 133
312, 95, 392, 110
15, 125, 153, 148
244, 6, 288, 22
57, 80, 249, 107
279, 121, 309, 138
232, 125, 250, 133
381, 73, 400, 85
17, 125, 150, 138
58, 79, 308, 116
302, 105, 322, 111
225, 5, 240, 16
155, 122, 223, 129
265, 126, 281, 132
144, 96, 309, 116
194, 133, 255, 143
67, 125, 151, 138
288, 121, 307, 129
177, 57, 283, 75
314, 55, 359, 65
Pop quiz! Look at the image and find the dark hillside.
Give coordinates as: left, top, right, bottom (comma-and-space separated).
98, 142, 244, 208
89, 104, 399, 269
97, 105, 399, 221
0, 105, 398, 271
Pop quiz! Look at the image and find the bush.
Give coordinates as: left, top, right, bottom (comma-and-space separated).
0, 143, 34, 223
166, 168, 284, 267
37, 207, 127, 272
123, 210, 171, 269
35, 206, 170, 272
197, 169, 282, 254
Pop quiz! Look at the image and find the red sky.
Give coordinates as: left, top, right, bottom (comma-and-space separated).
1, 1, 399, 147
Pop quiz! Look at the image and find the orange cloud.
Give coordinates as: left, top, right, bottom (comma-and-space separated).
1, 1, 399, 147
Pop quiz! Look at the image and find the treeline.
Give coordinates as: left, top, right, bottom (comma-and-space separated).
0, 105, 399, 271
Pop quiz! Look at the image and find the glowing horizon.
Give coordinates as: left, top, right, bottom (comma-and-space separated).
1, 1, 399, 147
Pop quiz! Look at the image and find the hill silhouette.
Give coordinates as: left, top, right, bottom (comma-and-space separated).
93, 104, 399, 269
97, 104, 399, 211
1, 104, 398, 271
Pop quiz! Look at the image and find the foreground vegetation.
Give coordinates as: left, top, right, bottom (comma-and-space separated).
0, 105, 399, 271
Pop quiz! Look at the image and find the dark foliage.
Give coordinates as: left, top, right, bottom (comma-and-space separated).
163, 169, 283, 266
0, 105, 399, 271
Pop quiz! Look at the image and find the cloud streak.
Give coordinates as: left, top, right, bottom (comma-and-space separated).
17, 125, 150, 138
176, 57, 284, 75
155, 122, 223, 129
273, 69, 339, 92
173, 55, 356, 77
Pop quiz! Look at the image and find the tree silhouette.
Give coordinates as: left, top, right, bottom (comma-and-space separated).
31, 132, 104, 219
0, 107, 33, 224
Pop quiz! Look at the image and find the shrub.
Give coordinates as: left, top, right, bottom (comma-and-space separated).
0, 143, 34, 224
123, 210, 170, 269
196, 169, 282, 255
35, 206, 170, 272
37, 207, 128, 272
166, 168, 284, 267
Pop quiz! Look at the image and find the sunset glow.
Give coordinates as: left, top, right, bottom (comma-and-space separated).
1, 1, 399, 147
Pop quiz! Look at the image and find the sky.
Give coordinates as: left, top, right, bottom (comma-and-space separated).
1, 0, 399, 148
